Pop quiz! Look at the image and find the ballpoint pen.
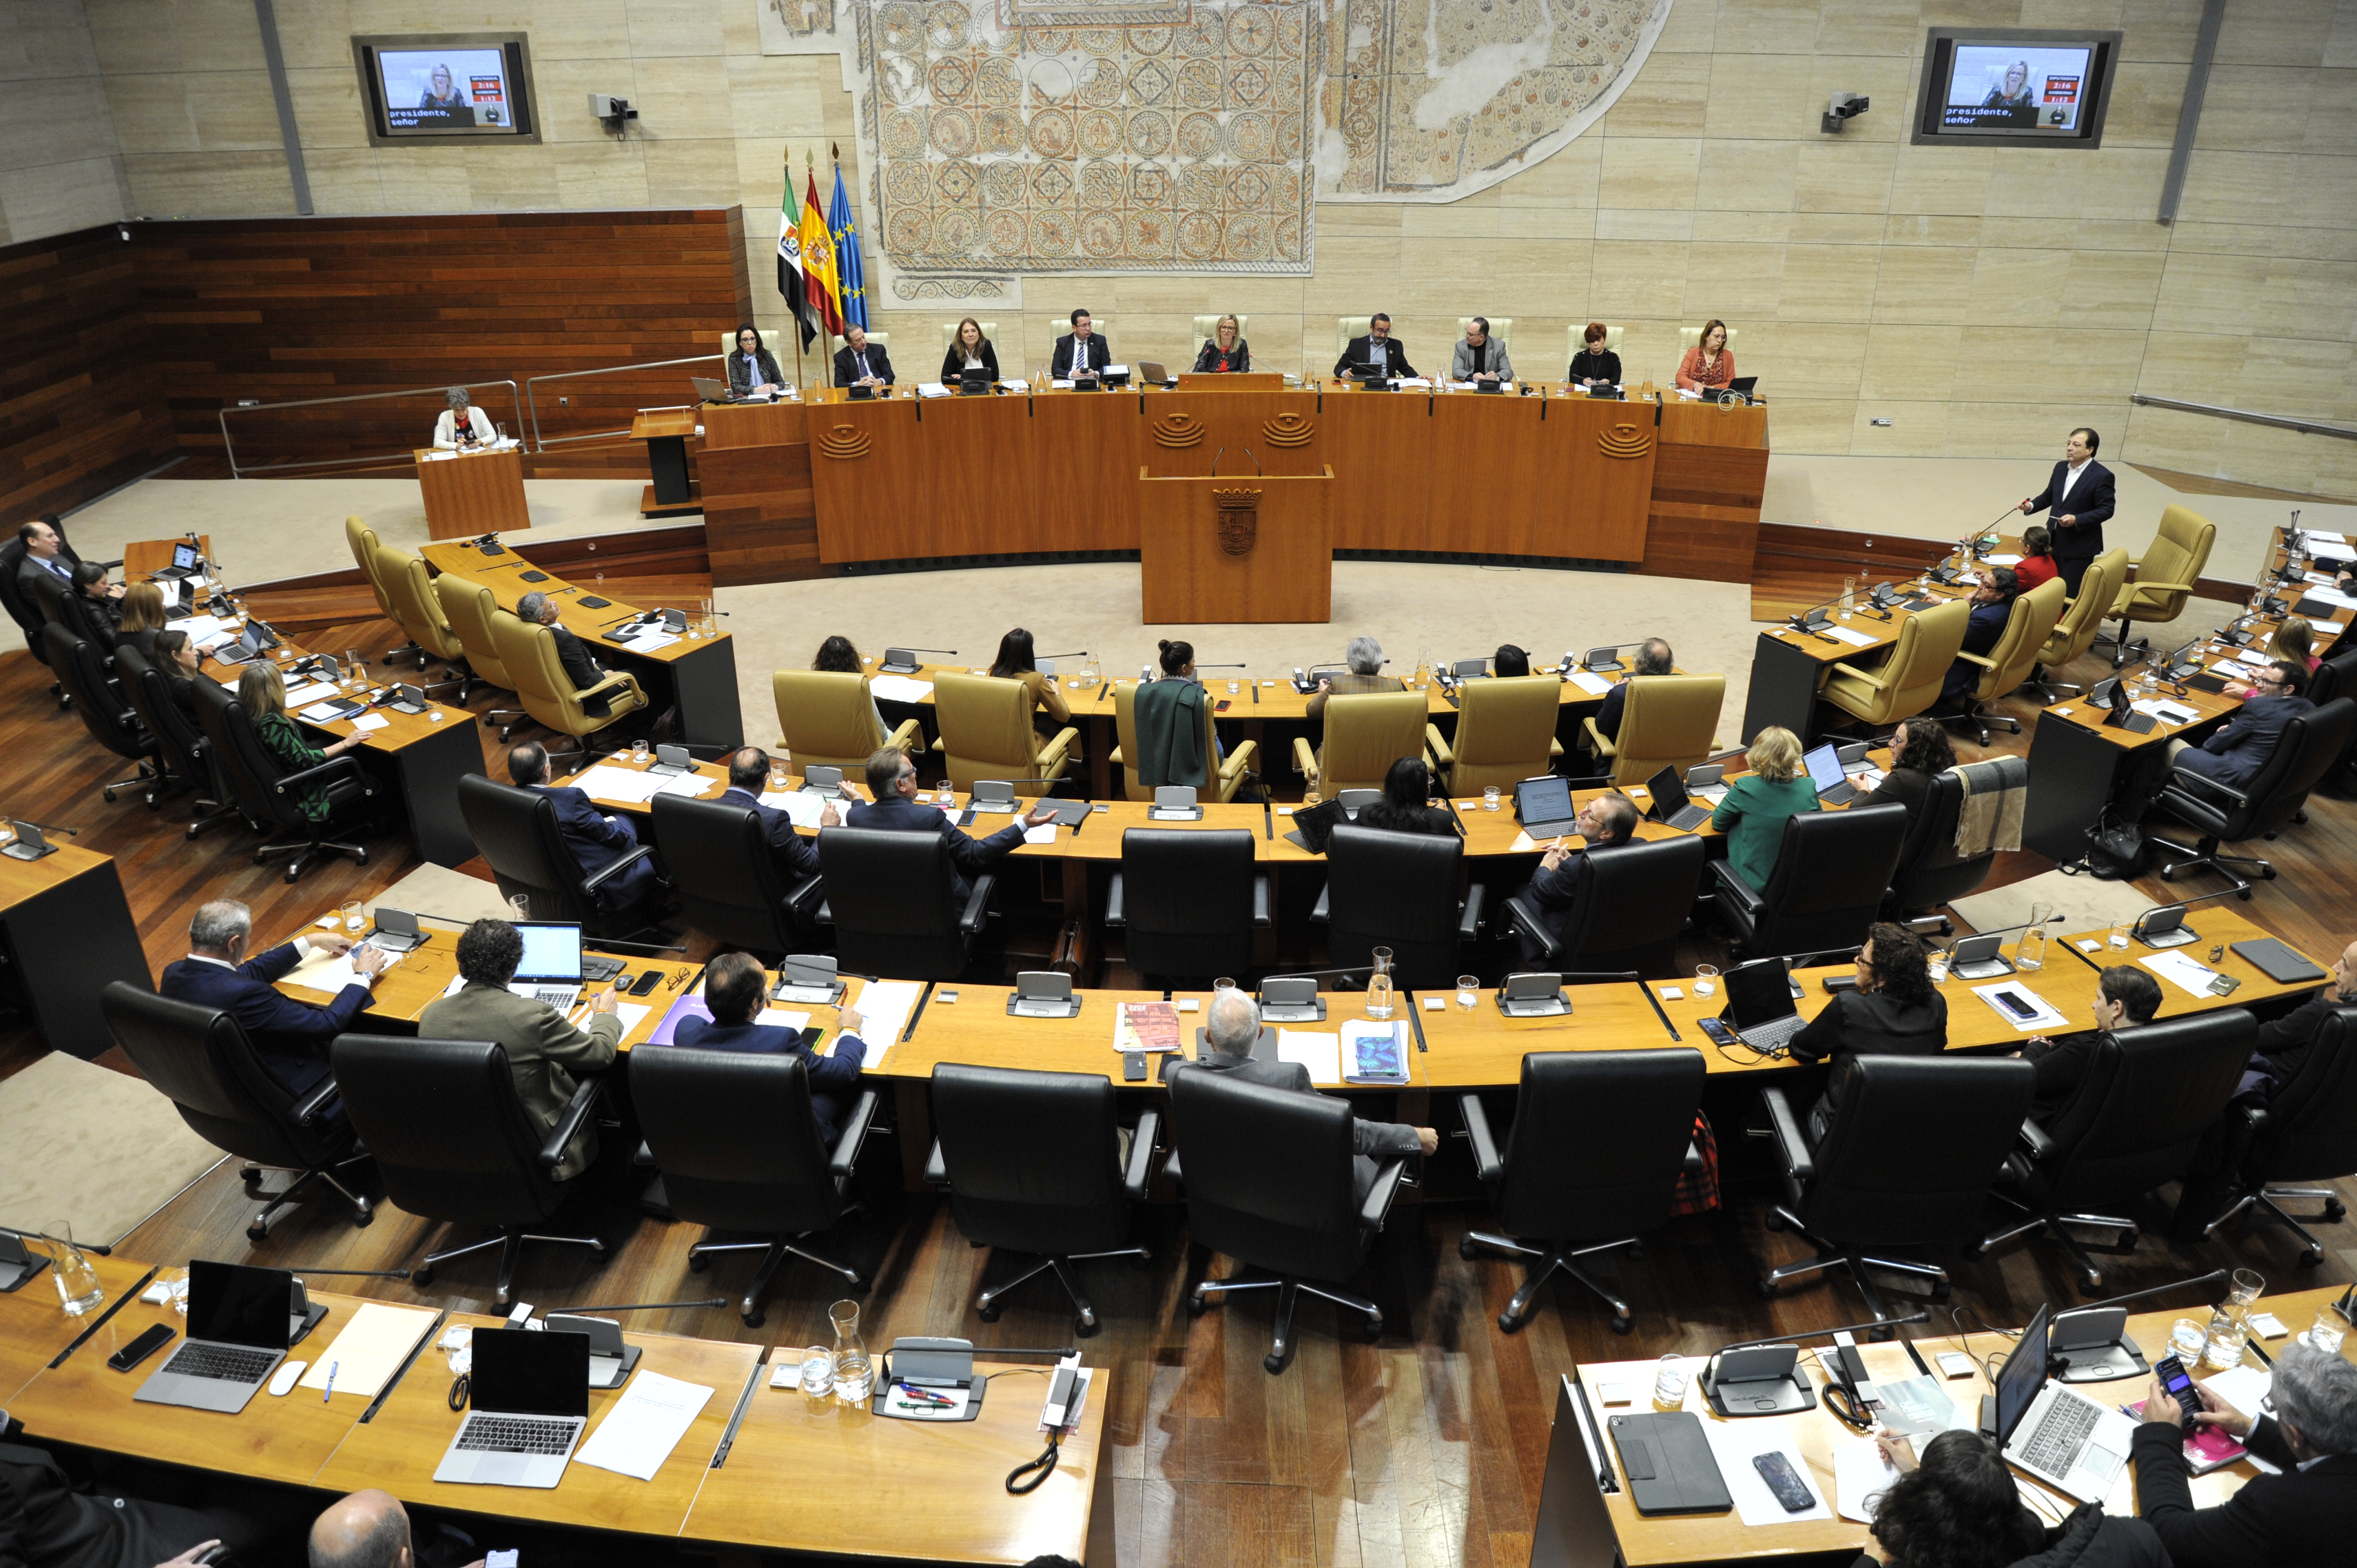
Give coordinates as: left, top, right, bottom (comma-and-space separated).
324, 1361, 338, 1402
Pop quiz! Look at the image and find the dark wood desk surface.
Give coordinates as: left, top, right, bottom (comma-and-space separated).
419, 540, 727, 670
0, 1251, 156, 1403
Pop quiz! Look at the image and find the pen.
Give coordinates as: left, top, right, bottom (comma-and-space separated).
324, 1361, 338, 1402
1069, 808, 1087, 838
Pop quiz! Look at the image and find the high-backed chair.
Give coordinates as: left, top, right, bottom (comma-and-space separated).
192, 681, 375, 882
1761, 1056, 2034, 1325
938, 320, 1000, 351
101, 983, 370, 1241
1108, 679, 1258, 800
1943, 576, 2067, 744
331, 1035, 608, 1308
455, 773, 657, 930
0, 535, 50, 657
2204, 1005, 2357, 1265
771, 668, 924, 773
817, 826, 995, 980
1171, 1069, 1408, 1375
1190, 314, 1249, 355
634, 1046, 876, 1325
932, 672, 1077, 796
2146, 698, 2356, 896
649, 792, 822, 957
2025, 546, 2128, 702
370, 541, 472, 690
490, 611, 648, 757
1293, 689, 1428, 797
1678, 327, 1741, 353
1582, 674, 1723, 786
830, 329, 892, 353
344, 515, 400, 628
431, 576, 527, 735
928, 1064, 1156, 1336
116, 645, 238, 837
1565, 324, 1626, 368
2309, 647, 2357, 709
1427, 676, 1562, 795
1980, 1013, 2255, 1291
1106, 828, 1269, 982
1711, 802, 1908, 962
1336, 317, 1373, 363
1884, 766, 1996, 917
1313, 822, 1484, 991
1460, 1049, 1705, 1332
2103, 504, 2216, 666
1820, 599, 1972, 730
1501, 832, 1705, 978
45, 623, 159, 805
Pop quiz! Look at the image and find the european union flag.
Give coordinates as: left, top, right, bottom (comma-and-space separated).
828, 163, 867, 333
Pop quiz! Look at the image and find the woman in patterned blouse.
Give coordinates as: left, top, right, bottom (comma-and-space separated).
1676, 319, 1735, 392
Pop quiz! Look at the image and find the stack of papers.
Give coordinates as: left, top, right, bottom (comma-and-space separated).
1700, 1418, 1833, 1526
296, 1302, 440, 1396
850, 979, 925, 1067
283, 947, 374, 997
2132, 699, 2200, 726
1821, 625, 1881, 647
1971, 981, 2064, 1031
166, 614, 226, 639
869, 675, 935, 703
572, 1370, 714, 1481
1276, 1028, 1341, 1085
1566, 669, 1613, 696
284, 680, 341, 706
756, 790, 832, 826
1835, 1437, 1902, 1523
918, 381, 952, 398
570, 765, 714, 804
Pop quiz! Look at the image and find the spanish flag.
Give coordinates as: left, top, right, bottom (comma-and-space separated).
798, 171, 842, 344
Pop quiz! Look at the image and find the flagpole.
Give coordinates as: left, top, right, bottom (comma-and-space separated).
785, 148, 805, 397
809, 148, 832, 390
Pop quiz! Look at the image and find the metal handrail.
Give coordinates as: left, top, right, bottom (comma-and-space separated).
525, 354, 729, 451
2130, 394, 2357, 442
215, 379, 524, 478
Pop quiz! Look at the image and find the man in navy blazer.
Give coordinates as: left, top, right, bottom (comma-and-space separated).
1942, 568, 2020, 703
508, 742, 661, 917
1051, 307, 1110, 380
2017, 426, 2114, 594
846, 745, 1058, 906
1591, 638, 1672, 745
671, 953, 870, 1142
717, 746, 853, 883
2171, 661, 2314, 790
1511, 794, 1639, 964
158, 898, 388, 1096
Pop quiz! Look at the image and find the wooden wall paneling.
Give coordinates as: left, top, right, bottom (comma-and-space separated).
701, 401, 806, 451
1658, 400, 1769, 450
1641, 442, 1769, 583
0, 225, 179, 519
809, 399, 936, 561
1430, 393, 1544, 555
1322, 392, 1432, 551
914, 393, 1040, 547
703, 445, 822, 586
1538, 396, 1654, 562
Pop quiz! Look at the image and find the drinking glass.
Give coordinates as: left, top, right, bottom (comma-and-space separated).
44, 1223, 102, 1316
936, 783, 955, 808
799, 1344, 836, 1397
2107, 921, 2131, 951
1692, 964, 1718, 999
1651, 1354, 1689, 1411
1482, 785, 1501, 812
1927, 950, 1952, 984
343, 648, 362, 690
632, 736, 651, 765
162, 1266, 191, 1316
2169, 1317, 2208, 1361
2202, 1309, 2246, 1370
2303, 1310, 2345, 1356
428, 706, 444, 723
341, 899, 365, 934
1839, 576, 1857, 620
1457, 975, 1479, 1010
1226, 680, 1239, 695
1365, 947, 1395, 1019
830, 1300, 873, 1403
769, 757, 790, 792
2016, 902, 2052, 971
2229, 1268, 2264, 1310
507, 894, 532, 922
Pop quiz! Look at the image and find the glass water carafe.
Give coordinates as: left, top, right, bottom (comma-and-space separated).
828, 1298, 873, 1402
1365, 946, 1395, 1020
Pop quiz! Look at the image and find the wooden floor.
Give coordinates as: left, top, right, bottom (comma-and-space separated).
2129, 463, 2353, 506
6, 571, 2355, 1568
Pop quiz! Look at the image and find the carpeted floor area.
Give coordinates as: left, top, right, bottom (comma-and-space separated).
1948, 868, 2159, 941
0, 1054, 224, 1247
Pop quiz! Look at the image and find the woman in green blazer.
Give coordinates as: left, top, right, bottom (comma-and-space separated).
1711, 724, 1819, 890
240, 660, 366, 823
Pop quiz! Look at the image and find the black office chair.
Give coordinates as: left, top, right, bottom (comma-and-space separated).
1711, 801, 1908, 963
1311, 822, 1485, 991
2304, 649, 2354, 708
1980, 1012, 2255, 1292
1105, 828, 1269, 982
4, 540, 79, 709
193, 679, 376, 883
1883, 768, 1995, 923
2202, 1004, 2357, 1266
927, 1064, 1157, 1337
1760, 1055, 2035, 1328
42, 580, 117, 660
1459, 1049, 1705, 1333
1170, 1067, 1408, 1375
2145, 698, 2357, 897
114, 645, 234, 835
331, 1035, 608, 1307
816, 826, 996, 981
631, 1046, 876, 1326
649, 793, 824, 958
1501, 833, 1703, 977
44, 623, 161, 805
455, 773, 660, 932
100, 982, 371, 1241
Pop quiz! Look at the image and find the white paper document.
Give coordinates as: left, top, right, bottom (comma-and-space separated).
1834, 1436, 1902, 1523
572, 1369, 714, 1481
574, 765, 668, 804
2142, 950, 2226, 999
349, 713, 389, 733
296, 1302, 439, 1396
166, 615, 225, 639
300, 702, 352, 721
1023, 823, 1059, 844
1822, 625, 1881, 647
758, 790, 832, 826
999, 378, 1029, 391
1699, 1416, 1834, 1526
850, 979, 925, 1065
282, 949, 373, 998
620, 630, 681, 653
1971, 981, 2065, 1031
2299, 584, 2357, 611
1566, 669, 1613, 695
1982, 553, 2023, 566
754, 1008, 810, 1031
869, 675, 935, 703
918, 381, 951, 398
652, 772, 717, 799
1276, 1029, 1341, 1086
283, 681, 341, 706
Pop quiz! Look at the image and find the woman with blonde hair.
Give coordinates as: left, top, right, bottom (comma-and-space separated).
239, 661, 366, 823
2225, 616, 2323, 699
116, 581, 170, 660
939, 317, 1000, 383
1675, 319, 1735, 393
1194, 313, 1249, 374
1710, 724, 1819, 890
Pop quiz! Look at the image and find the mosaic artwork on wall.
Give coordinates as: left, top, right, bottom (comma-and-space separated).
763, 0, 1671, 293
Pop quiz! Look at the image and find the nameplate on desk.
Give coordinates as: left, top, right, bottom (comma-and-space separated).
1146, 807, 1204, 821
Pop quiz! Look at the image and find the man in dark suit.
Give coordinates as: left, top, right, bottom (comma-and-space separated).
0, 1438, 269, 1568
158, 898, 388, 1096
1511, 792, 1638, 964
1051, 307, 1110, 380
1942, 566, 2019, 703
1592, 638, 1671, 744
13, 516, 78, 610
2018, 964, 2161, 1123
832, 324, 894, 388
2130, 1339, 2357, 1567
2018, 426, 2114, 594
846, 744, 1058, 905
1334, 312, 1417, 380
516, 589, 616, 719
508, 741, 660, 917
2171, 659, 2314, 789
670, 952, 869, 1143
719, 745, 851, 883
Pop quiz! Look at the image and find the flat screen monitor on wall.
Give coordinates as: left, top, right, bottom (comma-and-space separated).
354, 34, 539, 146
1912, 28, 2120, 147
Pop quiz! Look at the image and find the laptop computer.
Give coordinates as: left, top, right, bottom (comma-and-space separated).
1726, 376, 1759, 396
689, 375, 733, 403
433, 1328, 592, 1488
1995, 1304, 2138, 1503
508, 922, 585, 1009
1136, 360, 1169, 385
133, 1260, 292, 1414
1514, 775, 1581, 838
1803, 742, 1857, 806
156, 541, 203, 581
1643, 765, 1712, 832
1721, 957, 1808, 1053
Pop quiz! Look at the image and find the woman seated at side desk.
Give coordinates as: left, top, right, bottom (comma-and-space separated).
2010, 525, 2060, 591
433, 386, 495, 449
1850, 716, 1954, 833
116, 582, 169, 661
989, 626, 1073, 735
1710, 725, 1818, 891
814, 633, 896, 745
939, 317, 1000, 383
1787, 922, 1949, 1143
1358, 757, 1456, 836
155, 630, 203, 721
1675, 318, 1735, 393
241, 661, 368, 823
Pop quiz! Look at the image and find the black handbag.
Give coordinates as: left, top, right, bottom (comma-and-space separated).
2078, 806, 2149, 881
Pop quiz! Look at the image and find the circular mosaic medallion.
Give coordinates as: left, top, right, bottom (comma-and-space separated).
1275, 214, 1302, 260
1226, 164, 1271, 208
1080, 58, 1124, 105
1078, 108, 1124, 156
1179, 19, 1222, 57
929, 56, 972, 102
982, 161, 1027, 207
1177, 165, 1221, 210
1271, 64, 1302, 112
978, 106, 1024, 154
1176, 212, 1223, 260
986, 211, 1026, 255
1226, 7, 1274, 55
1277, 8, 1306, 57
884, 161, 931, 204
1176, 58, 1223, 109
1026, 55, 1074, 103
1031, 161, 1074, 204
887, 209, 932, 253
927, 0, 970, 50
1079, 210, 1124, 257
935, 209, 977, 254
1075, 26, 1121, 57
1229, 59, 1269, 106
883, 111, 927, 158
1030, 210, 1075, 256
1270, 166, 1302, 210
877, 55, 922, 106
1130, 162, 1171, 205
1127, 58, 1175, 107
1125, 109, 1172, 157
934, 158, 980, 204
1225, 110, 1273, 161
1079, 159, 1125, 205
1222, 212, 1270, 260
1027, 108, 1075, 158
1175, 112, 1220, 159
1127, 25, 1172, 54
1022, 27, 1073, 55
1275, 110, 1303, 159
975, 56, 1020, 105
879, 2, 927, 52
1126, 210, 1172, 259
930, 107, 976, 156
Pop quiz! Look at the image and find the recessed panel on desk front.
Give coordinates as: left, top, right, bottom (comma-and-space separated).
919, 391, 1043, 550
1144, 390, 1325, 480
1541, 395, 1655, 561
809, 398, 934, 563
1430, 393, 1545, 555
1322, 388, 1433, 551
698, 400, 804, 450
1033, 392, 1143, 552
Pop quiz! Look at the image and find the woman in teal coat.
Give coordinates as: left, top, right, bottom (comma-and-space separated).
1711, 724, 1819, 890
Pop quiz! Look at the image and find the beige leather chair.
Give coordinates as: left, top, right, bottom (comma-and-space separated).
491, 612, 647, 754
1108, 680, 1258, 801
771, 668, 923, 773
1582, 674, 1725, 786
1565, 324, 1625, 361
1426, 676, 1563, 795
431, 575, 528, 740
932, 672, 1077, 796
1191, 313, 1249, 357
1820, 599, 1972, 729
346, 517, 397, 623
1291, 690, 1430, 798
2104, 504, 2216, 667
372, 542, 471, 687
1678, 327, 1742, 352
2025, 546, 2128, 703
939, 320, 1000, 350
1337, 317, 1373, 362
1945, 576, 2068, 744
830, 330, 891, 353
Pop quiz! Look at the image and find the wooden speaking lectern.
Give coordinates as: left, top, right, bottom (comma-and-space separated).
1137, 464, 1332, 623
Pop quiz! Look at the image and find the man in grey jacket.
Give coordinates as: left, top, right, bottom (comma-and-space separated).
414, 919, 622, 1181
1450, 317, 1514, 385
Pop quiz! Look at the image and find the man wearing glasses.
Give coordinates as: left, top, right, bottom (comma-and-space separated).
2119, 659, 2314, 826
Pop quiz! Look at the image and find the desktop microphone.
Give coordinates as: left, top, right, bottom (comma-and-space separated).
544, 1297, 728, 1314
1261, 965, 1377, 989
2059, 1270, 2227, 1319
11, 821, 79, 837
1569, 641, 1652, 673
895, 647, 958, 656
276, 1266, 414, 1279
19, 1229, 110, 1256
1034, 651, 1088, 663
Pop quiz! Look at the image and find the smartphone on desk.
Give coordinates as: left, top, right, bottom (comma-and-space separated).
108, 1322, 174, 1372
1697, 1017, 1739, 1048
629, 969, 662, 996
1216, 700, 1231, 711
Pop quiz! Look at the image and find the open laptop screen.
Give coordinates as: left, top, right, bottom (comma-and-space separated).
1721, 958, 1797, 1030
513, 922, 583, 982
1995, 1304, 2051, 1443
1516, 775, 1576, 828
184, 1260, 293, 1350
471, 1328, 590, 1417
1803, 743, 1846, 794
1645, 765, 1689, 816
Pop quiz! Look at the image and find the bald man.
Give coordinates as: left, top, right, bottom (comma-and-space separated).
308, 1488, 486, 1568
